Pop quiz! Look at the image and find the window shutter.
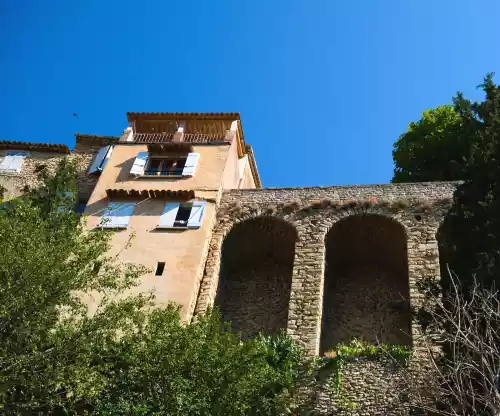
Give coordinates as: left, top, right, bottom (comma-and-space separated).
0, 152, 27, 173
100, 145, 113, 171
88, 146, 110, 174
158, 202, 180, 229
130, 152, 149, 176
182, 153, 200, 176
187, 201, 206, 229
100, 202, 136, 228
0, 156, 15, 172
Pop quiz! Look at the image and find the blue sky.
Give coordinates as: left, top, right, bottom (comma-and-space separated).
1, 1, 499, 187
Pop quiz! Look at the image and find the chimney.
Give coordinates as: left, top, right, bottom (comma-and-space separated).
224, 120, 238, 143
119, 126, 134, 142
171, 123, 185, 143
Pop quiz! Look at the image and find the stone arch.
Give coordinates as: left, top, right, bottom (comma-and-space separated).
320, 214, 411, 353
214, 216, 297, 338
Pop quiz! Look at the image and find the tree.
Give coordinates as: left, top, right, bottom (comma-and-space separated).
392, 74, 500, 287
392, 105, 466, 183
0, 159, 309, 415
440, 74, 500, 287
398, 272, 500, 415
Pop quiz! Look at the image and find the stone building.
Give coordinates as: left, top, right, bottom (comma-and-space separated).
0, 112, 456, 414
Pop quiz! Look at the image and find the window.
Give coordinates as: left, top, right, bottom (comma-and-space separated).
158, 201, 207, 229
130, 152, 200, 177
145, 157, 186, 177
0, 152, 28, 173
100, 202, 136, 228
155, 262, 166, 276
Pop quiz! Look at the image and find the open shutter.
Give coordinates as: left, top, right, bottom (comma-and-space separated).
88, 146, 110, 174
0, 152, 27, 173
187, 201, 206, 229
130, 152, 149, 176
182, 153, 200, 176
158, 203, 180, 229
100, 202, 136, 228
100, 145, 113, 172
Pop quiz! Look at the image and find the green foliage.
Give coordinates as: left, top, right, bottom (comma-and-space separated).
392, 74, 500, 288
0, 159, 310, 415
392, 105, 465, 183
439, 74, 500, 287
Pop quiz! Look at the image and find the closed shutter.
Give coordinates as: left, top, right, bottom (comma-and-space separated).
187, 201, 206, 229
130, 152, 149, 176
182, 153, 200, 176
88, 146, 112, 174
158, 203, 180, 229
0, 152, 27, 173
0, 156, 15, 171
100, 202, 136, 228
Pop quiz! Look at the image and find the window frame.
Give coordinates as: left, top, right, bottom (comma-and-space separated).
157, 201, 206, 229
143, 156, 187, 177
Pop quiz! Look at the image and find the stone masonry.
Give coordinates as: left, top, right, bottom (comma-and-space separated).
0, 135, 117, 204
195, 182, 457, 414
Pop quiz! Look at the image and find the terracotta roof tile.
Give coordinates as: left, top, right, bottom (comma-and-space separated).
127, 112, 240, 120
0, 140, 70, 154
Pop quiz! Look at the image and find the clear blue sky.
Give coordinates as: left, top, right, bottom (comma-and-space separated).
1, 1, 499, 187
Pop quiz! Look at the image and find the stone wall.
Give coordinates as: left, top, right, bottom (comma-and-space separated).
312, 359, 412, 416
214, 217, 296, 337
322, 214, 411, 353
195, 182, 457, 415
0, 136, 117, 203
0, 150, 93, 201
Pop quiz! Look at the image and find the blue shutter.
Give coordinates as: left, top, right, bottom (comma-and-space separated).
99, 145, 113, 172
187, 201, 206, 229
100, 202, 136, 228
0, 152, 27, 173
182, 153, 200, 176
88, 147, 110, 174
158, 203, 180, 229
130, 152, 149, 176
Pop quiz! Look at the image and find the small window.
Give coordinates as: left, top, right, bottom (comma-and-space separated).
158, 201, 206, 229
155, 262, 165, 276
174, 204, 192, 227
145, 157, 187, 177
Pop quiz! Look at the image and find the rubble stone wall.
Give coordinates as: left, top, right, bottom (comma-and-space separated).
195, 182, 457, 415
0, 148, 100, 203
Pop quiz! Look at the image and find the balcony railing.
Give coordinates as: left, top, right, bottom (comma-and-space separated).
144, 168, 184, 176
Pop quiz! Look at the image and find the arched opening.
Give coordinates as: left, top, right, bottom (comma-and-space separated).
320, 215, 411, 353
214, 217, 296, 338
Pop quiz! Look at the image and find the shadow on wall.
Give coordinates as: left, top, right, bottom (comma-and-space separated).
321, 214, 411, 354
214, 217, 297, 338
